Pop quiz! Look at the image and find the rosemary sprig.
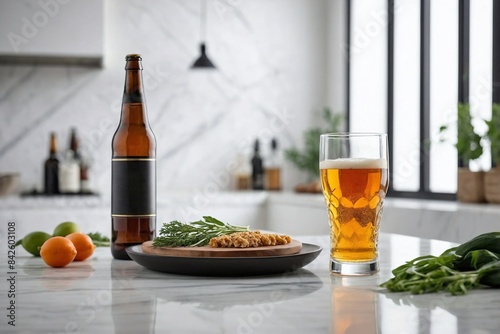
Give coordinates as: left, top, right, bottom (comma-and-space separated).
152, 216, 249, 247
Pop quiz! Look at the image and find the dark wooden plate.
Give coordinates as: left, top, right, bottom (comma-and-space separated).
140, 239, 302, 258
126, 243, 322, 277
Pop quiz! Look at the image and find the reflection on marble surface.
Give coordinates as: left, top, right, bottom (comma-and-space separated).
381, 289, 500, 334
330, 280, 380, 334
133, 268, 323, 311
111, 260, 157, 334
2, 234, 500, 333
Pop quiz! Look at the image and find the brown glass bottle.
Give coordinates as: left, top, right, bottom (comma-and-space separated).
44, 132, 59, 195
111, 54, 156, 260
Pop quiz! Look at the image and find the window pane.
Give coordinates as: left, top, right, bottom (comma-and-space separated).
469, 0, 493, 172
350, 0, 387, 133
393, 0, 420, 191
429, 0, 458, 193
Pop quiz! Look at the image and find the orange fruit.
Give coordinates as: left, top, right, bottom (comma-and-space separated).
40, 237, 77, 268
65, 232, 96, 261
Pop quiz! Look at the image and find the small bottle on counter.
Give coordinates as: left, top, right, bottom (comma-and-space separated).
265, 138, 282, 191
59, 128, 81, 193
44, 132, 59, 195
234, 153, 251, 190
68, 127, 92, 193
251, 139, 264, 190
79, 156, 91, 193
69, 128, 81, 162
111, 54, 157, 260
59, 150, 80, 193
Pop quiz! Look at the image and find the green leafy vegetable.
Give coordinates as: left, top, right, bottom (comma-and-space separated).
454, 232, 500, 256
87, 232, 110, 247
381, 232, 500, 295
152, 216, 249, 247
453, 249, 500, 271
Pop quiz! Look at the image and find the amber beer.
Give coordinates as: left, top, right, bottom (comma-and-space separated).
111, 54, 156, 260
320, 158, 388, 263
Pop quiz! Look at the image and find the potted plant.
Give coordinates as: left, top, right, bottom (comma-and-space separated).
285, 107, 343, 193
484, 103, 500, 203
439, 103, 485, 203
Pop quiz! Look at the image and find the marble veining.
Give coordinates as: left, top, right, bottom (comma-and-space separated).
0, 0, 330, 198
2, 234, 500, 334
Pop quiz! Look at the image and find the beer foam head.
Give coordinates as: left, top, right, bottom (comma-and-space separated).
320, 158, 388, 169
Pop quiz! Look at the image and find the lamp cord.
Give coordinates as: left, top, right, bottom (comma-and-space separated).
200, 0, 207, 42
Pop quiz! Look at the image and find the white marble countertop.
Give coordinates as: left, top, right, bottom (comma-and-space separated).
2, 234, 500, 334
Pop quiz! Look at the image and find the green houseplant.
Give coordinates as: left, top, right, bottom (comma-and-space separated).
439, 103, 485, 202
484, 103, 500, 203
439, 103, 483, 168
486, 103, 500, 167
285, 107, 343, 192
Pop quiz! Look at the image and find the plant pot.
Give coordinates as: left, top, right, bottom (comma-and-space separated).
457, 168, 485, 203
484, 168, 500, 203
294, 180, 322, 193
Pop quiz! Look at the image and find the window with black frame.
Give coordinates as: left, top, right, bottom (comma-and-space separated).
345, 0, 494, 200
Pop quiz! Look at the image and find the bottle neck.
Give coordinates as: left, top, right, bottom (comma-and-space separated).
120, 60, 148, 125
49, 134, 58, 156
253, 140, 261, 158
122, 62, 144, 104
70, 130, 78, 152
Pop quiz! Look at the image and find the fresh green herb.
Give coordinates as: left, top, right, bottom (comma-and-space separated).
152, 216, 249, 247
381, 232, 500, 295
87, 232, 110, 247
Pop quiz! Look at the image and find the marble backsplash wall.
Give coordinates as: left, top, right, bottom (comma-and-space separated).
0, 0, 338, 201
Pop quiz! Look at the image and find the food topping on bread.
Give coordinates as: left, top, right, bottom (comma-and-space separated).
209, 231, 291, 248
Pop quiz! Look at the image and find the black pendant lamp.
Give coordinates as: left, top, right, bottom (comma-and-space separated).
191, 0, 216, 69
192, 43, 215, 68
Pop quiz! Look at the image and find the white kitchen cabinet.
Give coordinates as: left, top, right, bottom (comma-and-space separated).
0, 0, 104, 67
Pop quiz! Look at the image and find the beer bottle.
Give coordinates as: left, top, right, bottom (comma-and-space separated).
111, 54, 156, 260
44, 132, 60, 195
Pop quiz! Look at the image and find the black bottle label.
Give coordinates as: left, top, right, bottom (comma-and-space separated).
111, 158, 156, 216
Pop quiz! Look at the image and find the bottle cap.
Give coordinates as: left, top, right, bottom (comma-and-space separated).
125, 54, 143, 70
126, 54, 142, 60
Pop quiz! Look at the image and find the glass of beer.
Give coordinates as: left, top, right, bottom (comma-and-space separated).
320, 133, 389, 275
